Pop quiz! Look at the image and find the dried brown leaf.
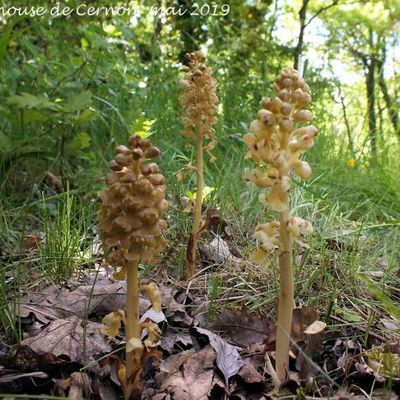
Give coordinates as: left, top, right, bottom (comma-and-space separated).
54, 372, 91, 399
209, 306, 268, 346
158, 350, 195, 374
160, 331, 193, 354
195, 327, 244, 386
266, 306, 318, 347
183, 346, 215, 397
22, 316, 111, 364
23, 234, 41, 251
16, 281, 150, 323
44, 171, 64, 192
156, 346, 216, 400
201, 208, 232, 238
0, 345, 68, 373
237, 358, 264, 384
199, 236, 239, 265
0, 345, 71, 393
303, 320, 326, 335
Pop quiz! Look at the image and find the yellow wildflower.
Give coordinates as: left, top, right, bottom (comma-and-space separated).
347, 158, 356, 167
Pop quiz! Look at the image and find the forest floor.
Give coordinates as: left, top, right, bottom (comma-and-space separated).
0, 166, 399, 399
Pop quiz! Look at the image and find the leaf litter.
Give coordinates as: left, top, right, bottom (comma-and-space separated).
2, 264, 400, 399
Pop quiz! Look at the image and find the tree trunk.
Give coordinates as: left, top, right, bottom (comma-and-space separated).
377, 49, 400, 141
377, 93, 384, 140
293, 0, 310, 70
338, 84, 354, 155
365, 60, 377, 154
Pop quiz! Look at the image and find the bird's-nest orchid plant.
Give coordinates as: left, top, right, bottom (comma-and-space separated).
98, 135, 167, 399
180, 51, 218, 279
244, 67, 317, 384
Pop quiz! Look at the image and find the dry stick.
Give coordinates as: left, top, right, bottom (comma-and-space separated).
125, 260, 141, 399
187, 125, 203, 278
264, 352, 281, 388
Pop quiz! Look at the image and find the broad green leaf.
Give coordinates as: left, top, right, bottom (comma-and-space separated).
72, 108, 96, 124
130, 118, 155, 139
7, 93, 57, 110
336, 307, 363, 323
64, 91, 92, 113
67, 132, 91, 156
22, 110, 49, 124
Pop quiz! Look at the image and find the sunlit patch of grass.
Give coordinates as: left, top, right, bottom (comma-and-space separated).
37, 189, 96, 283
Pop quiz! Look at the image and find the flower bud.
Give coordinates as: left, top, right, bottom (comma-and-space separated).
116, 145, 131, 154
257, 109, 276, 126
250, 119, 267, 137
128, 135, 141, 145
293, 110, 313, 123
106, 173, 118, 185
115, 153, 130, 166
109, 159, 123, 171
278, 89, 291, 102
279, 119, 294, 132
132, 148, 144, 160
147, 174, 165, 186
293, 125, 318, 138
281, 78, 293, 88
141, 163, 159, 175
139, 140, 152, 150
280, 102, 292, 116
262, 97, 282, 113
145, 147, 160, 159
122, 172, 137, 183
293, 161, 312, 179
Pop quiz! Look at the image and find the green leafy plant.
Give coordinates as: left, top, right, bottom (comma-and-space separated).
244, 67, 317, 383
3, 90, 96, 171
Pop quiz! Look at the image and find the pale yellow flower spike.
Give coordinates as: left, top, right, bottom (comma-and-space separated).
244, 67, 317, 384
180, 51, 219, 279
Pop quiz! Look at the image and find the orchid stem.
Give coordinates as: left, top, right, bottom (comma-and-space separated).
125, 260, 141, 399
275, 193, 294, 382
187, 125, 203, 279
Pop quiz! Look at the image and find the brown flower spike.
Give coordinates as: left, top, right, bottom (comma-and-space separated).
180, 51, 218, 279
98, 135, 167, 399
244, 67, 316, 383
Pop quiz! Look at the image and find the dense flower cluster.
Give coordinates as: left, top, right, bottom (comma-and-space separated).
98, 135, 168, 279
244, 67, 316, 268
180, 51, 219, 160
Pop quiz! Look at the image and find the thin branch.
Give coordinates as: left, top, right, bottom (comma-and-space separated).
305, 0, 340, 28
